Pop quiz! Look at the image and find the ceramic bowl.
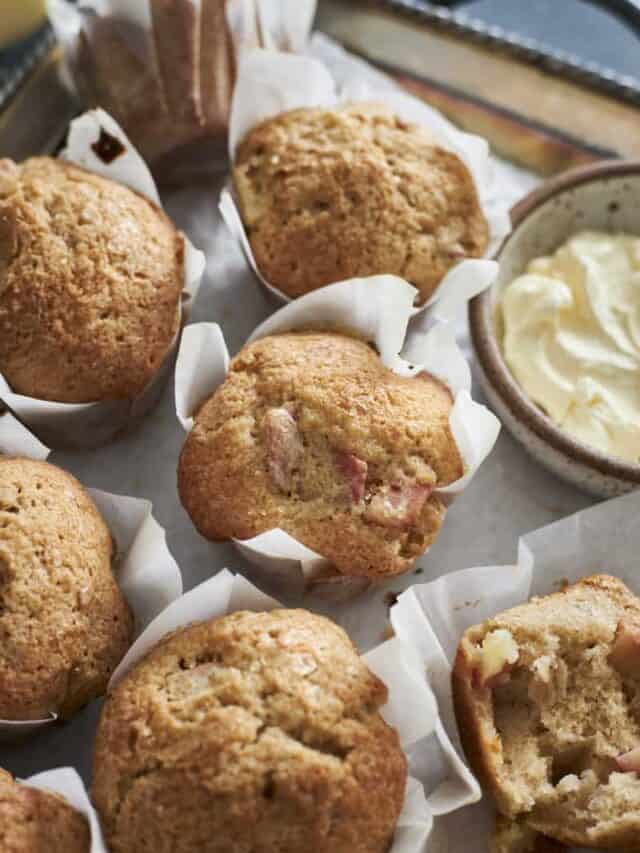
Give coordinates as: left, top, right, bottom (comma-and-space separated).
469, 159, 640, 498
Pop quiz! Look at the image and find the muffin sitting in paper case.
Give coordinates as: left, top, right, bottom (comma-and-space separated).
221, 47, 510, 307
48, 0, 317, 173
0, 767, 106, 852
389, 489, 640, 853
0, 408, 182, 739
91, 569, 478, 852
0, 108, 204, 449
175, 276, 500, 596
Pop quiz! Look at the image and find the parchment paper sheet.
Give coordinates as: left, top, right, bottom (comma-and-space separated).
391, 489, 640, 853
0, 108, 205, 449
1, 32, 596, 853
175, 276, 500, 595
0, 411, 182, 737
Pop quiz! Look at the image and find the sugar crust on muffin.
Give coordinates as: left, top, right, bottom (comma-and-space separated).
92, 609, 407, 853
0, 157, 184, 403
233, 103, 489, 303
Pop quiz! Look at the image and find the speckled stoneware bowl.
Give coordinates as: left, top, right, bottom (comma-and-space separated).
470, 160, 640, 498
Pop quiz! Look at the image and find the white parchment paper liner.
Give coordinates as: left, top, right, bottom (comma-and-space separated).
226, 0, 317, 57
0, 108, 205, 450
107, 568, 480, 850
220, 42, 507, 312
0, 410, 183, 739
50, 0, 316, 62
49, 0, 316, 73
390, 488, 640, 853
175, 276, 501, 597
20, 767, 108, 853
48, 0, 316, 170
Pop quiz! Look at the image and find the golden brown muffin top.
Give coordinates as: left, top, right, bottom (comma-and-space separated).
92, 609, 407, 853
0, 769, 91, 853
233, 103, 489, 304
0, 457, 133, 720
453, 574, 640, 850
0, 156, 184, 403
178, 330, 462, 577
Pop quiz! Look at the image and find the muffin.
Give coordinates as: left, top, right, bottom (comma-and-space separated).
0, 156, 184, 404
0, 769, 90, 852
452, 575, 640, 849
92, 609, 407, 853
232, 103, 489, 303
0, 457, 133, 720
66, 0, 235, 166
178, 330, 463, 578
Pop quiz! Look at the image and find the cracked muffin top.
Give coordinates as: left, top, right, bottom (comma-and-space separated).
178, 330, 462, 578
0, 457, 133, 721
92, 608, 407, 853
0, 769, 90, 853
0, 156, 184, 403
453, 574, 640, 850
233, 103, 489, 304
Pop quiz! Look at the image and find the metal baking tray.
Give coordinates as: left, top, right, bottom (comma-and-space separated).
316, 0, 640, 171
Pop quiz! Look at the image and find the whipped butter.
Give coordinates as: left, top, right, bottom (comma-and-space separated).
501, 230, 640, 462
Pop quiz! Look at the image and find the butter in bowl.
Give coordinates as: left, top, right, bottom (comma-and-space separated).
470, 160, 640, 497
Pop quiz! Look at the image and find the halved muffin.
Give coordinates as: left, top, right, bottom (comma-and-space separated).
453, 575, 640, 849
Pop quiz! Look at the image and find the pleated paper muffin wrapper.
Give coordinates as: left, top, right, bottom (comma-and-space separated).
48, 0, 316, 177
175, 276, 501, 599
0, 410, 183, 740
389, 487, 640, 853
219, 34, 509, 312
0, 108, 205, 451
18, 768, 108, 853
106, 568, 481, 851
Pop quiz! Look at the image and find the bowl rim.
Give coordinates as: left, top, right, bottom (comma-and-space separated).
469, 157, 640, 485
